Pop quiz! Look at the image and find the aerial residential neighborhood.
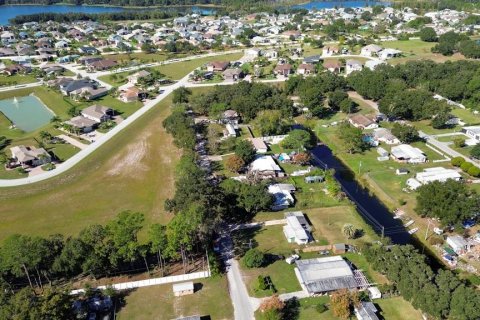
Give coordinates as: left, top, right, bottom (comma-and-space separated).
0, 0, 480, 319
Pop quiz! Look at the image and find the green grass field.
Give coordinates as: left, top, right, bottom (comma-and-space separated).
380, 39, 466, 65
0, 74, 38, 87
116, 277, 233, 320
0, 92, 180, 241
100, 52, 244, 86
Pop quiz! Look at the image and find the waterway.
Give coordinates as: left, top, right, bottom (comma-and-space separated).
295, 0, 390, 10
310, 144, 410, 244
0, 4, 214, 25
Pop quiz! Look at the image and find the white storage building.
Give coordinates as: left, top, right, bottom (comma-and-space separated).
391, 144, 427, 163
415, 167, 462, 184
283, 211, 311, 245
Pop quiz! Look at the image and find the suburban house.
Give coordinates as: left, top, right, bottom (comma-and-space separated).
322, 46, 339, 56
360, 44, 383, 57
59, 78, 97, 96
249, 155, 284, 178
379, 48, 402, 60
10, 145, 51, 167
81, 105, 113, 123
354, 301, 380, 320
348, 114, 378, 130
269, 183, 296, 211
294, 256, 358, 295
120, 86, 146, 103
86, 59, 118, 72
250, 138, 268, 153
446, 235, 469, 255
303, 55, 322, 64
172, 282, 194, 297
274, 63, 293, 76
323, 60, 342, 73
406, 167, 462, 190
65, 116, 97, 133
391, 144, 427, 163
462, 126, 480, 142
223, 68, 243, 81
297, 63, 316, 75
365, 60, 386, 70
345, 59, 363, 75
221, 110, 240, 125
127, 70, 151, 85
207, 61, 229, 72
283, 211, 311, 244
373, 128, 399, 144
70, 86, 109, 101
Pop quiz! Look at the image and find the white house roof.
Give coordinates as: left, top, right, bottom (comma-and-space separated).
250, 155, 281, 172
446, 235, 467, 251
415, 167, 462, 184
391, 144, 426, 161
295, 256, 357, 293
284, 211, 308, 241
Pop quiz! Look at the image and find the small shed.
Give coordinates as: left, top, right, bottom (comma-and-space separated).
367, 286, 382, 299
332, 243, 346, 254
396, 168, 409, 175
173, 281, 194, 297
377, 147, 388, 157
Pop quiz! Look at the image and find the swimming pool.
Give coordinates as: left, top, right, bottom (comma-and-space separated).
0, 95, 55, 132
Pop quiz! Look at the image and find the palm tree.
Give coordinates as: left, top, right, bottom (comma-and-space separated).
342, 224, 357, 239
39, 131, 52, 143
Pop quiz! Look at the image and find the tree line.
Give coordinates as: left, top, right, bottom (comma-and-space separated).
348, 60, 480, 119
364, 244, 480, 320
4, 0, 219, 6
9, 10, 181, 24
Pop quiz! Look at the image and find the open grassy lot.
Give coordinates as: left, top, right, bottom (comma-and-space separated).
153, 52, 244, 80
0, 74, 39, 87
0, 92, 181, 241
451, 108, 480, 125
100, 52, 244, 85
375, 296, 423, 320
380, 39, 466, 65
116, 276, 233, 320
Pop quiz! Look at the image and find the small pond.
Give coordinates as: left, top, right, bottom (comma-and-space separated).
0, 95, 55, 132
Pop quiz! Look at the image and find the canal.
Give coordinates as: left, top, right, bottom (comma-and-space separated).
311, 144, 411, 244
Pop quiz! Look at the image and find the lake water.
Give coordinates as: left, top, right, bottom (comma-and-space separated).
0, 4, 214, 25
0, 95, 55, 132
295, 0, 390, 10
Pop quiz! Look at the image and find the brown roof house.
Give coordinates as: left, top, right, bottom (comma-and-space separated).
274, 63, 292, 76
297, 63, 315, 75
10, 145, 51, 167
323, 60, 342, 73
348, 114, 378, 130
81, 104, 113, 123
86, 59, 118, 72
223, 68, 243, 81
127, 70, 151, 85
120, 86, 147, 103
207, 61, 229, 72
65, 116, 97, 133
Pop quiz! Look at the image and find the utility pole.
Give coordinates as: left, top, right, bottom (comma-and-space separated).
381, 226, 384, 239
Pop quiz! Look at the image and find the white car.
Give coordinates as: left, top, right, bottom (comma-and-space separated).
285, 254, 300, 264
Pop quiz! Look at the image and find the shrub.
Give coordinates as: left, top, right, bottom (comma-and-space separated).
451, 156, 465, 167
460, 161, 473, 172
242, 249, 265, 268
453, 137, 466, 148
316, 303, 327, 314
467, 165, 480, 177
257, 275, 268, 290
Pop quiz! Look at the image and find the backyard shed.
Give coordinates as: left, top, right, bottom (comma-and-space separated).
332, 243, 346, 254
367, 286, 382, 299
172, 282, 194, 297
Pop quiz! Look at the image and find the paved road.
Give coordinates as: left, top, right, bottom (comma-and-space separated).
420, 131, 480, 168
218, 227, 257, 320
0, 81, 42, 92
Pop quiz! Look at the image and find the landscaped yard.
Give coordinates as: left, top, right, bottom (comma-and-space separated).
0, 91, 182, 241
116, 276, 233, 320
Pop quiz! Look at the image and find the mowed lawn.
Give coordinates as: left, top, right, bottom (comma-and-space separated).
116, 277, 233, 320
381, 39, 466, 64
0, 92, 181, 241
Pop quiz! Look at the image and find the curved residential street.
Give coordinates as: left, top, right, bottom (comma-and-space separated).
0, 52, 378, 187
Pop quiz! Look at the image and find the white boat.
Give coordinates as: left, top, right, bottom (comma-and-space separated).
404, 220, 415, 228
409, 227, 419, 234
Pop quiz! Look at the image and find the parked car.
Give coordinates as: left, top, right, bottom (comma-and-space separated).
285, 254, 300, 264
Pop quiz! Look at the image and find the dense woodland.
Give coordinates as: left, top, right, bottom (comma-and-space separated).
365, 244, 480, 320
